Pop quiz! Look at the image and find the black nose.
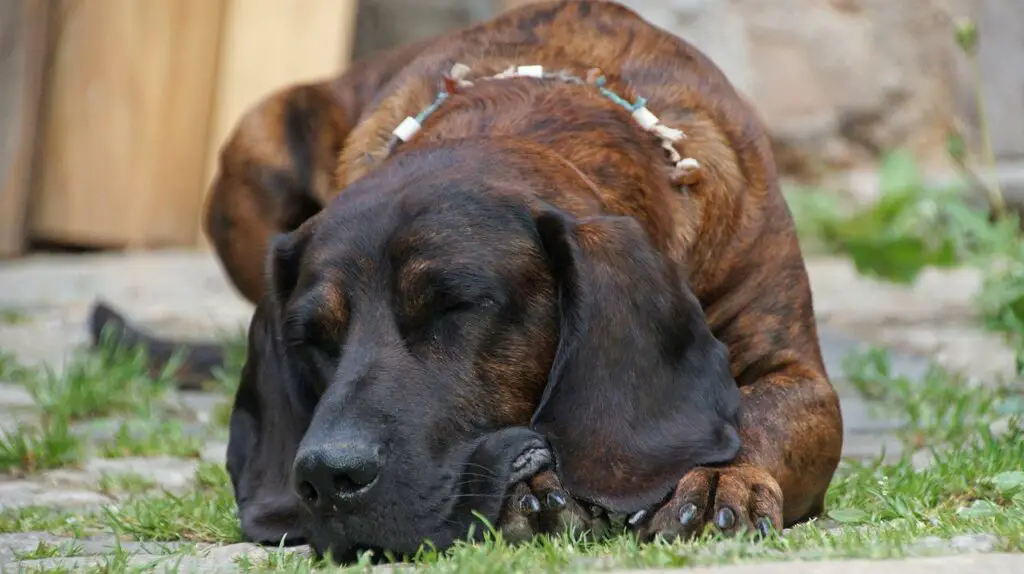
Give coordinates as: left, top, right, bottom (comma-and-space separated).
293, 442, 383, 510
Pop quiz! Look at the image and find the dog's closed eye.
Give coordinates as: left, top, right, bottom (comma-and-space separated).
434, 293, 500, 317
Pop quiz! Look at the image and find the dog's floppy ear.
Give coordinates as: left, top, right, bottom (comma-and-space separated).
226, 230, 315, 546
530, 209, 742, 514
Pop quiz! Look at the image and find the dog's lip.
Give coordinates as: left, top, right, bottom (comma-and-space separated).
508, 437, 553, 485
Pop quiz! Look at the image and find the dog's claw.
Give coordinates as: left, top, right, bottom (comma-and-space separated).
678, 502, 697, 526
518, 494, 541, 515
545, 490, 567, 510
628, 509, 648, 527
714, 507, 736, 530
755, 516, 772, 538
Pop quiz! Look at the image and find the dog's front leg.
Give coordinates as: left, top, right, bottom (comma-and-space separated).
633, 365, 843, 539
635, 244, 844, 539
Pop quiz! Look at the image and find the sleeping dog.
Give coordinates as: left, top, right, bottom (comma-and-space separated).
90, 0, 843, 562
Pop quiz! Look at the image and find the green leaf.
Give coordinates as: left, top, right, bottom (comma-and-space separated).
991, 471, 1024, 494
828, 508, 869, 524
843, 235, 931, 284
879, 148, 925, 198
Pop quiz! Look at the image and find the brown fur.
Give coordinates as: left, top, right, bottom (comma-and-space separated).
201, 0, 841, 539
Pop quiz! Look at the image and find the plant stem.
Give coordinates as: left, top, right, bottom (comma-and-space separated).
968, 35, 1006, 219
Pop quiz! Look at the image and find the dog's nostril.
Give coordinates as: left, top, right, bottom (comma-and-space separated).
332, 460, 380, 495
297, 480, 319, 504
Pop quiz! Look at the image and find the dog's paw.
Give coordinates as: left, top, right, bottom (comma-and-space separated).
629, 465, 782, 541
497, 470, 610, 544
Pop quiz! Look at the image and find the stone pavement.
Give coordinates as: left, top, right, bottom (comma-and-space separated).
0, 249, 1020, 572
624, 553, 1024, 574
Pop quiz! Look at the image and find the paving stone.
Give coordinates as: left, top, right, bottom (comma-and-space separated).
950, 533, 1002, 553
989, 416, 1022, 437
839, 433, 907, 463
807, 257, 1020, 382
0, 480, 113, 512
201, 441, 228, 466
611, 553, 1024, 573
0, 532, 70, 560
817, 328, 933, 387
911, 448, 937, 470
7, 554, 167, 573
197, 542, 272, 568
0, 412, 39, 443
178, 391, 231, 427
6, 543, 313, 574
0, 383, 33, 410
41, 457, 200, 494
911, 533, 1002, 554
0, 250, 253, 372
0, 532, 186, 560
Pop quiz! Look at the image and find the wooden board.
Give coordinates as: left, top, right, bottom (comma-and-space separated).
195, 0, 358, 247
0, 0, 50, 257
28, 0, 226, 249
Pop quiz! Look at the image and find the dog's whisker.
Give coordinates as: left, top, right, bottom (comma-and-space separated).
461, 462, 500, 475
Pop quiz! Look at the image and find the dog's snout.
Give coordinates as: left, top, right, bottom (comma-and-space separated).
293, 441, 383, 510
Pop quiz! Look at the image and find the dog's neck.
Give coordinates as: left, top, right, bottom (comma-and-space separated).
330, 61, 707, 265
340, 64, 694, 206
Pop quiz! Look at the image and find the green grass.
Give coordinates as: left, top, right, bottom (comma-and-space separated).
97, 472, 158, 497
0, 349, 29, 380
2, 345, 1019, 573
0, 418, 82, 473
13, 540, 81, 561
101, 462, 241, 544
97, 420, 204, 460
0, 334, 213, 474
841, 346, 1023, 449
0, 506, 93, 537
26, 337, 178, 422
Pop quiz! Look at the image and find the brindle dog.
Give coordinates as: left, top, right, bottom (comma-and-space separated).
90, 0, 843, 562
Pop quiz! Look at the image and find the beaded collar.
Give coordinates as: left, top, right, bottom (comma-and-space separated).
383, 63, 701, 188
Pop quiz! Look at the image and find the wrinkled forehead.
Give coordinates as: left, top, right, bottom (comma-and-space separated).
390, 193, 540, 265
304, 185, 546, 291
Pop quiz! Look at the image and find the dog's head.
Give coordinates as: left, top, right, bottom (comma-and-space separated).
225, 140, 741, 561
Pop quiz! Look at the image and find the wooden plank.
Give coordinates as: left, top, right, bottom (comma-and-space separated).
0, 0, 50, 257
195, 0, 358, 247
28, 0, 226, 249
